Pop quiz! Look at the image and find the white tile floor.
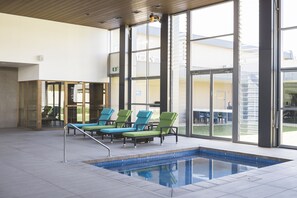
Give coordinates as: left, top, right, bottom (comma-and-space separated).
1, 128, 297, 198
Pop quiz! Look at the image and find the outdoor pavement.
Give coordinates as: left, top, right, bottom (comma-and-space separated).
1, 127, 297, 198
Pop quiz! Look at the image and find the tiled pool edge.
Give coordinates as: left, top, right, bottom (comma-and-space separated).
79, 146, 292, 197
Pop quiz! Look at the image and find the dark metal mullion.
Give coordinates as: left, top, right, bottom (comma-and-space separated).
131, 47, 160, 54
191, 68, 233, 75
280, 26, 297, 31
119, 25, 126, 110
190, 33, 233, 42
210, 72, 214, 137
160, 14, 169, 113
280, 67, 297, 72
128, 27, 132, 111
233, 0, 240, 142
186, 10, 192, 137
131, 76, 159, 80
276, 0, 282, 147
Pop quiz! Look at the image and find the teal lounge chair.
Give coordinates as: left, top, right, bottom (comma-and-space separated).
100, 110, 152, 143
82, 109, 132, 137
122, 112, 178, 148
67, 108, 114, 135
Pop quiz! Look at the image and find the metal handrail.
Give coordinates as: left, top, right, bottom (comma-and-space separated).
63, 123, 111, 163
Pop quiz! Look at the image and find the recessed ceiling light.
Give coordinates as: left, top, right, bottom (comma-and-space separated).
153, 4, 161, 9
132, 10, 141, 14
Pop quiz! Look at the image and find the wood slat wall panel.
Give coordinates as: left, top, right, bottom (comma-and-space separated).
0, 0, 225, 29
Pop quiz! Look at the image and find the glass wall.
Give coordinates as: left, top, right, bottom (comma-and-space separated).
131, 22, 161, 121
109, 28, 120, 118
190, 2, 233, 71
171, 13, 187, 135
280, 0, 297, 147
190, 2, 233, 139
238, 0, 259, 143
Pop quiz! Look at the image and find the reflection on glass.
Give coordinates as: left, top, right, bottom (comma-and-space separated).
110, 77, 119, 120
281, 0, 297, 28
191, 1, 233, 39
132, 52, 146, 77
131, 105, 147, 122
132, 24, 147, 51
239, 0, 259, 143
281, 29, 297, 68
213, 73, 232, 138
192, 74, 210, 136
148, 79, 160, 121
132, 80, 146, 103
110, 28, 120, 53
172, 13, 187, 135
190, 36, 233, 70
281, 71, 297, 146
148, 22, 161, 49
148, 79, 160, 104
282, 72, 297, 108
281, 110, 297, 146
148, 50, 160, 76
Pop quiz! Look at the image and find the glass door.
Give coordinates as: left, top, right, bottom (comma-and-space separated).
213, 73, 232, 138
192, 69, 232, 139
192, 74, 211, 136
280, 70, 297, 146
65, 82, 83, 124
64, 82, 106, 125
42, 81, 64, 127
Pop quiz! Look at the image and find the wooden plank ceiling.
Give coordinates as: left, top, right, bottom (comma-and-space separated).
0, 0, 225, 30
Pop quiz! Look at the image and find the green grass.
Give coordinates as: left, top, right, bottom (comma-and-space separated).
178, 125, 297, 137
283, 125, 297, 132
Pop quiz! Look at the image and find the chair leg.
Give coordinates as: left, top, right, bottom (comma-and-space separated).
111, 135, 113, 143
74, 129, 76, 136
134, 138, 137, 148
123, 137, 126, 147
176, 133, 178, 143
67, 128, 70, 134
160, 135, 163, 145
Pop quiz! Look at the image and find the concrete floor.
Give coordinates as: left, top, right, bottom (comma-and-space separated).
1, 128, 297, 198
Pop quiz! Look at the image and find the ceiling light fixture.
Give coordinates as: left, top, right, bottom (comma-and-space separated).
149, 13, 161, 22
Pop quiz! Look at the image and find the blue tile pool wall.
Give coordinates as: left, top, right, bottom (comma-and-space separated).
94, 148, 286, 168
198, 147, 287, 167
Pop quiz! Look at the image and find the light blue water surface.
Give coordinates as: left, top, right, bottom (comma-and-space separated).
93, 149, 283, 188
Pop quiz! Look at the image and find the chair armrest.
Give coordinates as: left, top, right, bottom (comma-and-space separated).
134, 123, 150, 131
160, 126, 178, 135
115, 121, 127, 128
148, 122, 159, 130
124, 121, 134, 127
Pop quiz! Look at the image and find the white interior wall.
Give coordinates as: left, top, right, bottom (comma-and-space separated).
0, 13, 109, 82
